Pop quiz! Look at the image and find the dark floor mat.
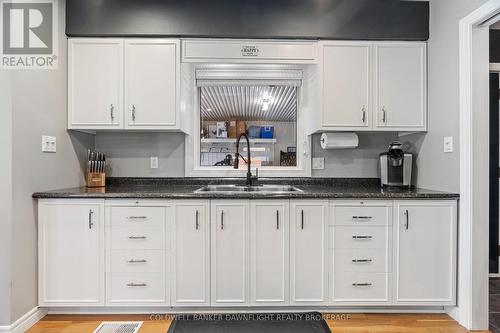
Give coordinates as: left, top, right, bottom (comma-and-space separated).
167, 312, 331, 333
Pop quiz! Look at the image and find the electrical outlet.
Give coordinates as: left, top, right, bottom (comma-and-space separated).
312, 157, 325, 170
41, 135, 56, 153
443, 136, 453, 153
150, 156, 159, 169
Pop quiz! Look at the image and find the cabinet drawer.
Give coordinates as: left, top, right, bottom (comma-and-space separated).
107, 272, 165, 303
110, 226, 165, 250
334, 249, 388, 273
334, 226, 389, 249
333, 273, 388, 302
333, 206, 390, 226
108, 250, 164, 273
110, 207, 165, 227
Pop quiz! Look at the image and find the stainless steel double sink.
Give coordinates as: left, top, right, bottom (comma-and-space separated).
194, 184, 303, 194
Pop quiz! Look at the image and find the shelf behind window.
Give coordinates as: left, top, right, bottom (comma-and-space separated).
200, 138, 277, 144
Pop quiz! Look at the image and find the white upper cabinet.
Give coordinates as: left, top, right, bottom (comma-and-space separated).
125, 39, 180, 129
39, 199, 104, 306
250, 200, 289, 306
68, 39, 123, 129
68, 38, 181, 131
316, 41, 426, 132
393, 201, 456, 305
319, 42, 371, 129
374, 43, 427, 131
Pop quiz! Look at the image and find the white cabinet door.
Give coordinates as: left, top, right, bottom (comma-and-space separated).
290, 200, 328, 305
394, 201, 457, 305
211, 200, 250, 306
68, 39, 123, 129
320, 42, 371, 129
172, 201, 210, 306
124, 39, 179, 129
38, 200, 104, 306
250, 200, 289, 305
374, 43, 427, 131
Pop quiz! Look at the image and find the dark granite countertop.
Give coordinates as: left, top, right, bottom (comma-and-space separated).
32, 178, 459, 200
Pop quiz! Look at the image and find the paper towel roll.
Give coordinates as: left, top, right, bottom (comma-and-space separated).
320, 132, 359, 149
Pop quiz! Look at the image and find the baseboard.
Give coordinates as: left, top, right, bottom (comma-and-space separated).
0, 307, 47, 333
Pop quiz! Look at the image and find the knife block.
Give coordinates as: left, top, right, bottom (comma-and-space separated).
86, 172, 105, 188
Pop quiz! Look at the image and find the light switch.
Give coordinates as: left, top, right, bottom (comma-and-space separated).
150, 156, 159, 169
312, 157, 325, 170
41, 135, 56, 153
444, 136, 453, 153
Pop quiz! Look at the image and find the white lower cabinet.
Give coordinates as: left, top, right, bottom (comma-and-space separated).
393, 201, 457, 305
38, 199, 105, 306
290, 200, 329, 305
38, 198, 457, 309
105, 202, 169, 306
171, 201, 210, 306
210, 200, 250, 306
250, 200, 289, 305
330, 201, 392, 305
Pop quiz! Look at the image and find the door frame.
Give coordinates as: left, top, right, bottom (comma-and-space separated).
457, 0, 500, 329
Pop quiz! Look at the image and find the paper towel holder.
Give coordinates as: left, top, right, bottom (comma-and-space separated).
320, 132, 359, 149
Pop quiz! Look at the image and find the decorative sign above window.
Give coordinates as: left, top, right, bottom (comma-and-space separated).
241, 45, 259, 57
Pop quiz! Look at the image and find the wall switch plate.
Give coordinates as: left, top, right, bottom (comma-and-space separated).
150, 156, 159, 169
312, 157, 325, 170
41, 136, 56, 153
443, 136, 453, 153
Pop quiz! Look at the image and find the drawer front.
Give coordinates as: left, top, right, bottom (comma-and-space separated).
333, 206, 390, 226
108, 250, 164, 273
107, 272, 165, 303
333, 273, 389, 302
334, 226, 389, 249
110, 207, 165, 227
110, 226, 165, 250
334, 249, 388, 273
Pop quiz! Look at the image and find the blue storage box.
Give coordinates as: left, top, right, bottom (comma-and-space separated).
260, 126, 274, 139
247, 126, 261, 138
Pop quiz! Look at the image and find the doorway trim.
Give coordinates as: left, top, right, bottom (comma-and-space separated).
457, 0, 500, 329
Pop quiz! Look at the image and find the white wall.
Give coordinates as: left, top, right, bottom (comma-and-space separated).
405, 0, 489, 192
10, 0, 94, 323
0, 71, 12, 326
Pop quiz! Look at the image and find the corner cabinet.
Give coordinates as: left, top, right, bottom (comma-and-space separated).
38, 199, 105, 306
317, 41, 427, 132
393, 201, 457, 305
68, 38, 182, 131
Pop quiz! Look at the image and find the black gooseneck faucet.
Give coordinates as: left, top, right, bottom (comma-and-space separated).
234, 133, 257, 186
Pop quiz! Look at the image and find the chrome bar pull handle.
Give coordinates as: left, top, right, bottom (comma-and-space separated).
127, 259, 147, 264
352, 235, 373, 240
221, 211, 224, 230
128, 236, 147, 240
88, 209, 94, 229
276, 210, 279, 230
131, 104, 136, 122
195, 210, 199, 230
404, 209, 409, 230
382, 106, 387, 123
301, 210, 304, 230
352, 259, 373, 263
127, 282, 147, 287
362, 105, 366, 123
110, 104, 115, 121
352, 282, 373, 287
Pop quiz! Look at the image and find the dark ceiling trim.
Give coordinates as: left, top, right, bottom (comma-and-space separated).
66, 0, 429, 41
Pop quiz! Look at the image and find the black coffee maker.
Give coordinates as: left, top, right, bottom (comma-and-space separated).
379, 141, 412, 188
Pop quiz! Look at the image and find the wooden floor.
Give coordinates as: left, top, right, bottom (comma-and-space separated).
26, 313, 490, 333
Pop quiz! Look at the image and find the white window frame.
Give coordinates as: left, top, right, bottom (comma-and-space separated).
184, 64, 311, 177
